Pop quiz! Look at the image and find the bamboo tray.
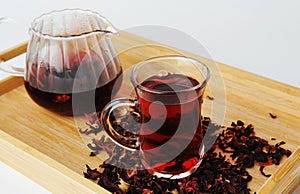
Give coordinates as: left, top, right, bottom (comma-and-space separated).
0, 32, 299, 193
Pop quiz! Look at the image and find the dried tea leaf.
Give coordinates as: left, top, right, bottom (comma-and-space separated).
83, 113, 292, 194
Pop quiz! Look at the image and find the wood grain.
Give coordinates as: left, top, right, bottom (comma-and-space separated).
0, 32, 299, 193
258, 147, 300, 193
0, 131, 107, 193
0, 76, 23, 95
0, 41, 27, 62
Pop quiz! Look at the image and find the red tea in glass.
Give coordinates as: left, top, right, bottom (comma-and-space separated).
138, 73, 204, 176
101, 56, 210, 179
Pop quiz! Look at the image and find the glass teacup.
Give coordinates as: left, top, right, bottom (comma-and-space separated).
101, 55, 210, 179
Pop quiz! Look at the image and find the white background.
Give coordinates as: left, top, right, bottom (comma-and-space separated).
1, 0, 299, 193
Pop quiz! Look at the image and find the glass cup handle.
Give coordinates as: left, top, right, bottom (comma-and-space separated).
100, 98, 140, 151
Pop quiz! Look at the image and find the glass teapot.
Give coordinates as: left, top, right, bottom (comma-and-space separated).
24, 9, 122, 116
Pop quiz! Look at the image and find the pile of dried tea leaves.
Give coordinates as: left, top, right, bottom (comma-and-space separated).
81, 112, 291, 194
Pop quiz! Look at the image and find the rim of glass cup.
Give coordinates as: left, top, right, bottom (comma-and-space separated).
29, 8, 117, 40
130, 55, 211, 95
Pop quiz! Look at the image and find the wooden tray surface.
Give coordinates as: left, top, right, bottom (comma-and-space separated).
0, 32, 299, 193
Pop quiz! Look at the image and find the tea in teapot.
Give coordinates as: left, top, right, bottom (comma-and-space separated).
25, 9, 122, 115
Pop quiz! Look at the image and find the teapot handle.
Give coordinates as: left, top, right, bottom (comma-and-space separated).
0, 61, 24, 77
0, 41, 27, 77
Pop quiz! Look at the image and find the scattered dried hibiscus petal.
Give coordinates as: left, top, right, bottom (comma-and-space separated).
82, 113, 292, 194
259, 166, 271, 177
89, 152, 96, 157
84, 164, 101, 180
207, 95, 214, 100
217, 120, 291, 176
269, 113, 277, 119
